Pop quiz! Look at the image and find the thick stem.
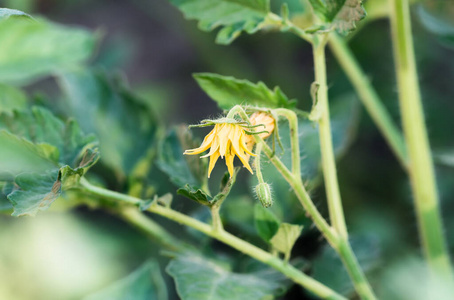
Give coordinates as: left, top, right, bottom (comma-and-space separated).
312, 41, 348, 239
79, 179, 346, 300
389, 0, 453, 281
328, 33, 408, 169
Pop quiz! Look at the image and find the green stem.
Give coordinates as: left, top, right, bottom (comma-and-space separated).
275, 108, 301, 177
312, 41, 348, 239
328, 33, 408, 169
79, 179, 346, 300
254, 143, 265, 183
389, 0, 453, 281
119, 207, 188, 252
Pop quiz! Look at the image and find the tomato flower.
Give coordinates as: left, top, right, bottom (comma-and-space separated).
184, 122, 256, 178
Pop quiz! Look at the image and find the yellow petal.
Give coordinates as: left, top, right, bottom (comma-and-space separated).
239, 131, 256, 157
207, 151, 220, 178
184, 127, 216, 155
218, 124, 232, 158
225, 146, 235, 178
229, 126, 253, 174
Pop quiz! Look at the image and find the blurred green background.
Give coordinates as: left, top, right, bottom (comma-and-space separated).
0, 0, 453, 299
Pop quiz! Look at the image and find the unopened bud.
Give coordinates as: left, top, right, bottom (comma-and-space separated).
255, 183, 273, 208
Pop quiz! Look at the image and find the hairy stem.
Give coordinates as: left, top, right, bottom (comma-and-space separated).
312, 41, 348, 239
328, 33, 408, 168
389, 0, 453, 281
79, 178, 346, 300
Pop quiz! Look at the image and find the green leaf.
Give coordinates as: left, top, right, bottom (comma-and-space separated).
0, 16, 96, 85
0, 182, 14, 212
307, 0, 366, 35
194, 73, 295, 110
84, 260, 167, 300
0, 107, 99, 216
254, 204, 281, 242
157, 126, 207, 188
0, 83, 28, 113
177, 184, 212, 205
167, 255, 282, 300
0, 107, 98, 167
0, 130, 57, 179
0, 8, 31, 20
7, 170, 60, 217
58, 69, 158, 178
312, 235, 380, 297
169, 0, 271, 44
269, 223, 303, 260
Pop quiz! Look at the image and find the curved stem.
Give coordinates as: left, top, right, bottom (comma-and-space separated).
78, 178, 346, 300
312, 41, 348, 239
389, 0, 453, 281
254, 143, 265, 183
275, 108, 301, 177
328, 33, 408, 169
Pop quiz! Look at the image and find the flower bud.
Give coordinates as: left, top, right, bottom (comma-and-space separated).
255, 183, 273, 208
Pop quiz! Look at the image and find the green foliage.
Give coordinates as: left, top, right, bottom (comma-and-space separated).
169, 0, 271, 44
269, 223, 303, 260
254, 204, 281, 242
0, 15, 96, 85
58, 69, 158, 179
0, 107, 99, 216
85, 260, 167, 300
0, 83, 27, 113
167, 254, 282, 300
194, 73, 295, 110
307, 0, 366, 35
157, 126, 208, 188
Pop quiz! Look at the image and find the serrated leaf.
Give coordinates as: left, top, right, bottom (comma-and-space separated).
157, 126, 207, 188
0, 16, 96, 85
270, 223, 303, 260
0, 182, 14, 212
312, 235, 381, 297
58, 69, 158, 178
254, 204, 281, 242
8, 170, 60, 217
308, 0, 365, 35
194, 73, 295, 110
0, 8, 31, 20
0, 107, 99, 216
167, 255, 282, 300
177, 184, 212, 205
84, 260, 167, 300
0, 107, 98, 167
169, 0, 271, 44
0, 83, 27, 113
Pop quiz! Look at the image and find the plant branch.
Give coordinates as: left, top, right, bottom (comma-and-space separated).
312, 40, 348, 239
389, 0, 453, 281
78, 178, 347, 300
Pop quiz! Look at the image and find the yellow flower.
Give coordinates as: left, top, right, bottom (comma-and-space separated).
184, 123, 256, 178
